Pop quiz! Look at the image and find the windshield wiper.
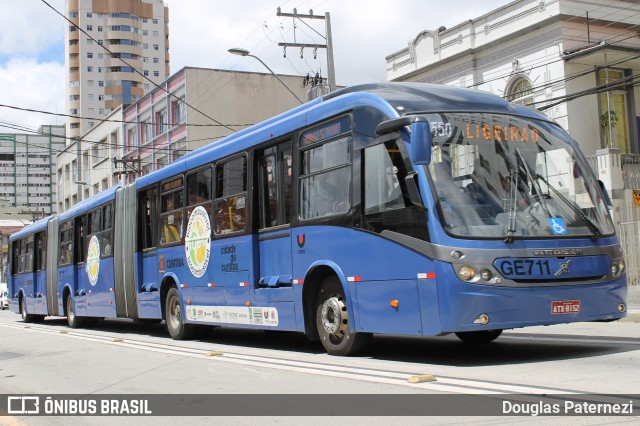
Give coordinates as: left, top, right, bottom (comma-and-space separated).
534, 173, 601, 240
504, 168, 518, 243
514, 148, 554, 220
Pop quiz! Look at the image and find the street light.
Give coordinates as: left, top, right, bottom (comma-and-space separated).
228, 48, 303, 104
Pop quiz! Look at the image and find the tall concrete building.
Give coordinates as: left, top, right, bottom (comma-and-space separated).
0, 125, 67, 218
65, 0, 169, 139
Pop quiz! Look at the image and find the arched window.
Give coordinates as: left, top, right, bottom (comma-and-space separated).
506, 76, 534, 106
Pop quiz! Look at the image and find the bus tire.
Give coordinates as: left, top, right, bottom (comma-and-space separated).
66, 295, 84, 328
165, 287, 194, 340
315, 276, 371, 356
20, 297, 35, 323
455, 329, 502, 344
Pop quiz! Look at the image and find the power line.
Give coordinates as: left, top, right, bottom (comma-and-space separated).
0, 103, 253, 128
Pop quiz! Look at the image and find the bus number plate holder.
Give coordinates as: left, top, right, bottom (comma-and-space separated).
551, 300, 580, 314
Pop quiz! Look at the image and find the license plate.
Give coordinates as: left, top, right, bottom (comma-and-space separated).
551, 300, 581, 314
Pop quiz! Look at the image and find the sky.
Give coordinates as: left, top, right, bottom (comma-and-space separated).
0, 0, 512, 134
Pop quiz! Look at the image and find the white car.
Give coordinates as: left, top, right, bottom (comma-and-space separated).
0, 291, 8, 310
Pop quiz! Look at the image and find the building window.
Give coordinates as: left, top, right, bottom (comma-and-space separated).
153, 44, 159, 50
153, 71, 159, 77
87, 66, 93, 72
171, 97, 185, 124
599, 69, 629, 153
153, 31, 159, 37
87, 52, 93, 59
153, 18, 158, 24
97, 26, 103, 32
153, 57, 159, 64
86, 25, 92, 31
155, 109, 167, 135
86, 12, 92, 18
506, 76, 533, 106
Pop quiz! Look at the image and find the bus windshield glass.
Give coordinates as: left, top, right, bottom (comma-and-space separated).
424, 112, 615, 239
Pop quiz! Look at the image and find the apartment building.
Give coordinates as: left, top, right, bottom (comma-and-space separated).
0, 125, 66, 217
66, 0, 169, 139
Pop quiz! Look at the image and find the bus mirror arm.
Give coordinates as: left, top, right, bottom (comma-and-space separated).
376, 117, 432, 166
405, 171, 424, 208
597, 180, 613, 210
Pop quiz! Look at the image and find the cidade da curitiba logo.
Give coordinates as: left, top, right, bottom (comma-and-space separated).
86, 235, 101, 286
185, 206, 211, 278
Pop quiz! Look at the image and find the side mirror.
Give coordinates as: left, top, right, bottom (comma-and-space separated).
410, 117, 432, 165
375, 116, 432, 165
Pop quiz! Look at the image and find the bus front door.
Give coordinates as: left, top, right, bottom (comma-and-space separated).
253, 143, 296, 329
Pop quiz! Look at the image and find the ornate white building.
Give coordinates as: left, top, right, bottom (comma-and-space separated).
386, 0, 640, 156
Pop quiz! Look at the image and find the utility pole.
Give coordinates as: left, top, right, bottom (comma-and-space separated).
113, 157, 141, 182
276, 8, 336, 92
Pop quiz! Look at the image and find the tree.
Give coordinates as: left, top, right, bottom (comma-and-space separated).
600, 110, 618, 148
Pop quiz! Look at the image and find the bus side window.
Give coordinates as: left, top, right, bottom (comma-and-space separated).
58, 221, 73, 266
214, 156, 247, 235
363, 141, 408, 215
36, 232, 46, 271
102, 203, 113, 256
138, 187, 157, 250
186, 166, 213, 224
160, 177, 184, 245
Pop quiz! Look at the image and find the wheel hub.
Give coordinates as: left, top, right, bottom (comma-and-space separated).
321, 296, 347, 336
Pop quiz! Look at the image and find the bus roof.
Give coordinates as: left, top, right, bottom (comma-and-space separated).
135, 82, 550, 188
9, 215, 55, 241
58, 184, 120, 223
324, 83, 547, 119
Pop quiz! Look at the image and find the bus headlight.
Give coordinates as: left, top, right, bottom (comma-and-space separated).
459, 265, 477, 281
611, 259, 626, 277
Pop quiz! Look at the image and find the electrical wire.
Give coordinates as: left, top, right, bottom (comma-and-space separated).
40, 0, 238, 133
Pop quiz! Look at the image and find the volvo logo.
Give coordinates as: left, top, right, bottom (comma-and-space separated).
554, 259, 573, 277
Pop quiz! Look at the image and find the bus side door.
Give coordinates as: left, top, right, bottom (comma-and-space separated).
253, 141, 296, 329
33, 231, 47, 316
74, 215, 88, 316
137, 186, 161, 318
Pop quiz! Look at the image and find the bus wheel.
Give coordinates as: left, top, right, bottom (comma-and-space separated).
455, 330, 502, 344
315, 276, 371, 356
165, 287, 194, 340
20, 298, 35, 323
66, 295, 83, 328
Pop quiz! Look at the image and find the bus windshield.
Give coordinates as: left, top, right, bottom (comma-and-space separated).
424, 112, 615, 239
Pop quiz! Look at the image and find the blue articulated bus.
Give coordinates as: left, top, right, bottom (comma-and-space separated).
9, 83, 627, 355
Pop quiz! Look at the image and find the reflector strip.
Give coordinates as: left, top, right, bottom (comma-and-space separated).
347, 276, 362, 282
239, 282, 249, 287
417, 273, 436, 279
109, 288, 114, 292
293, 279, 304, 285
180, 284, 187, 288
208, 283, 216, 287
